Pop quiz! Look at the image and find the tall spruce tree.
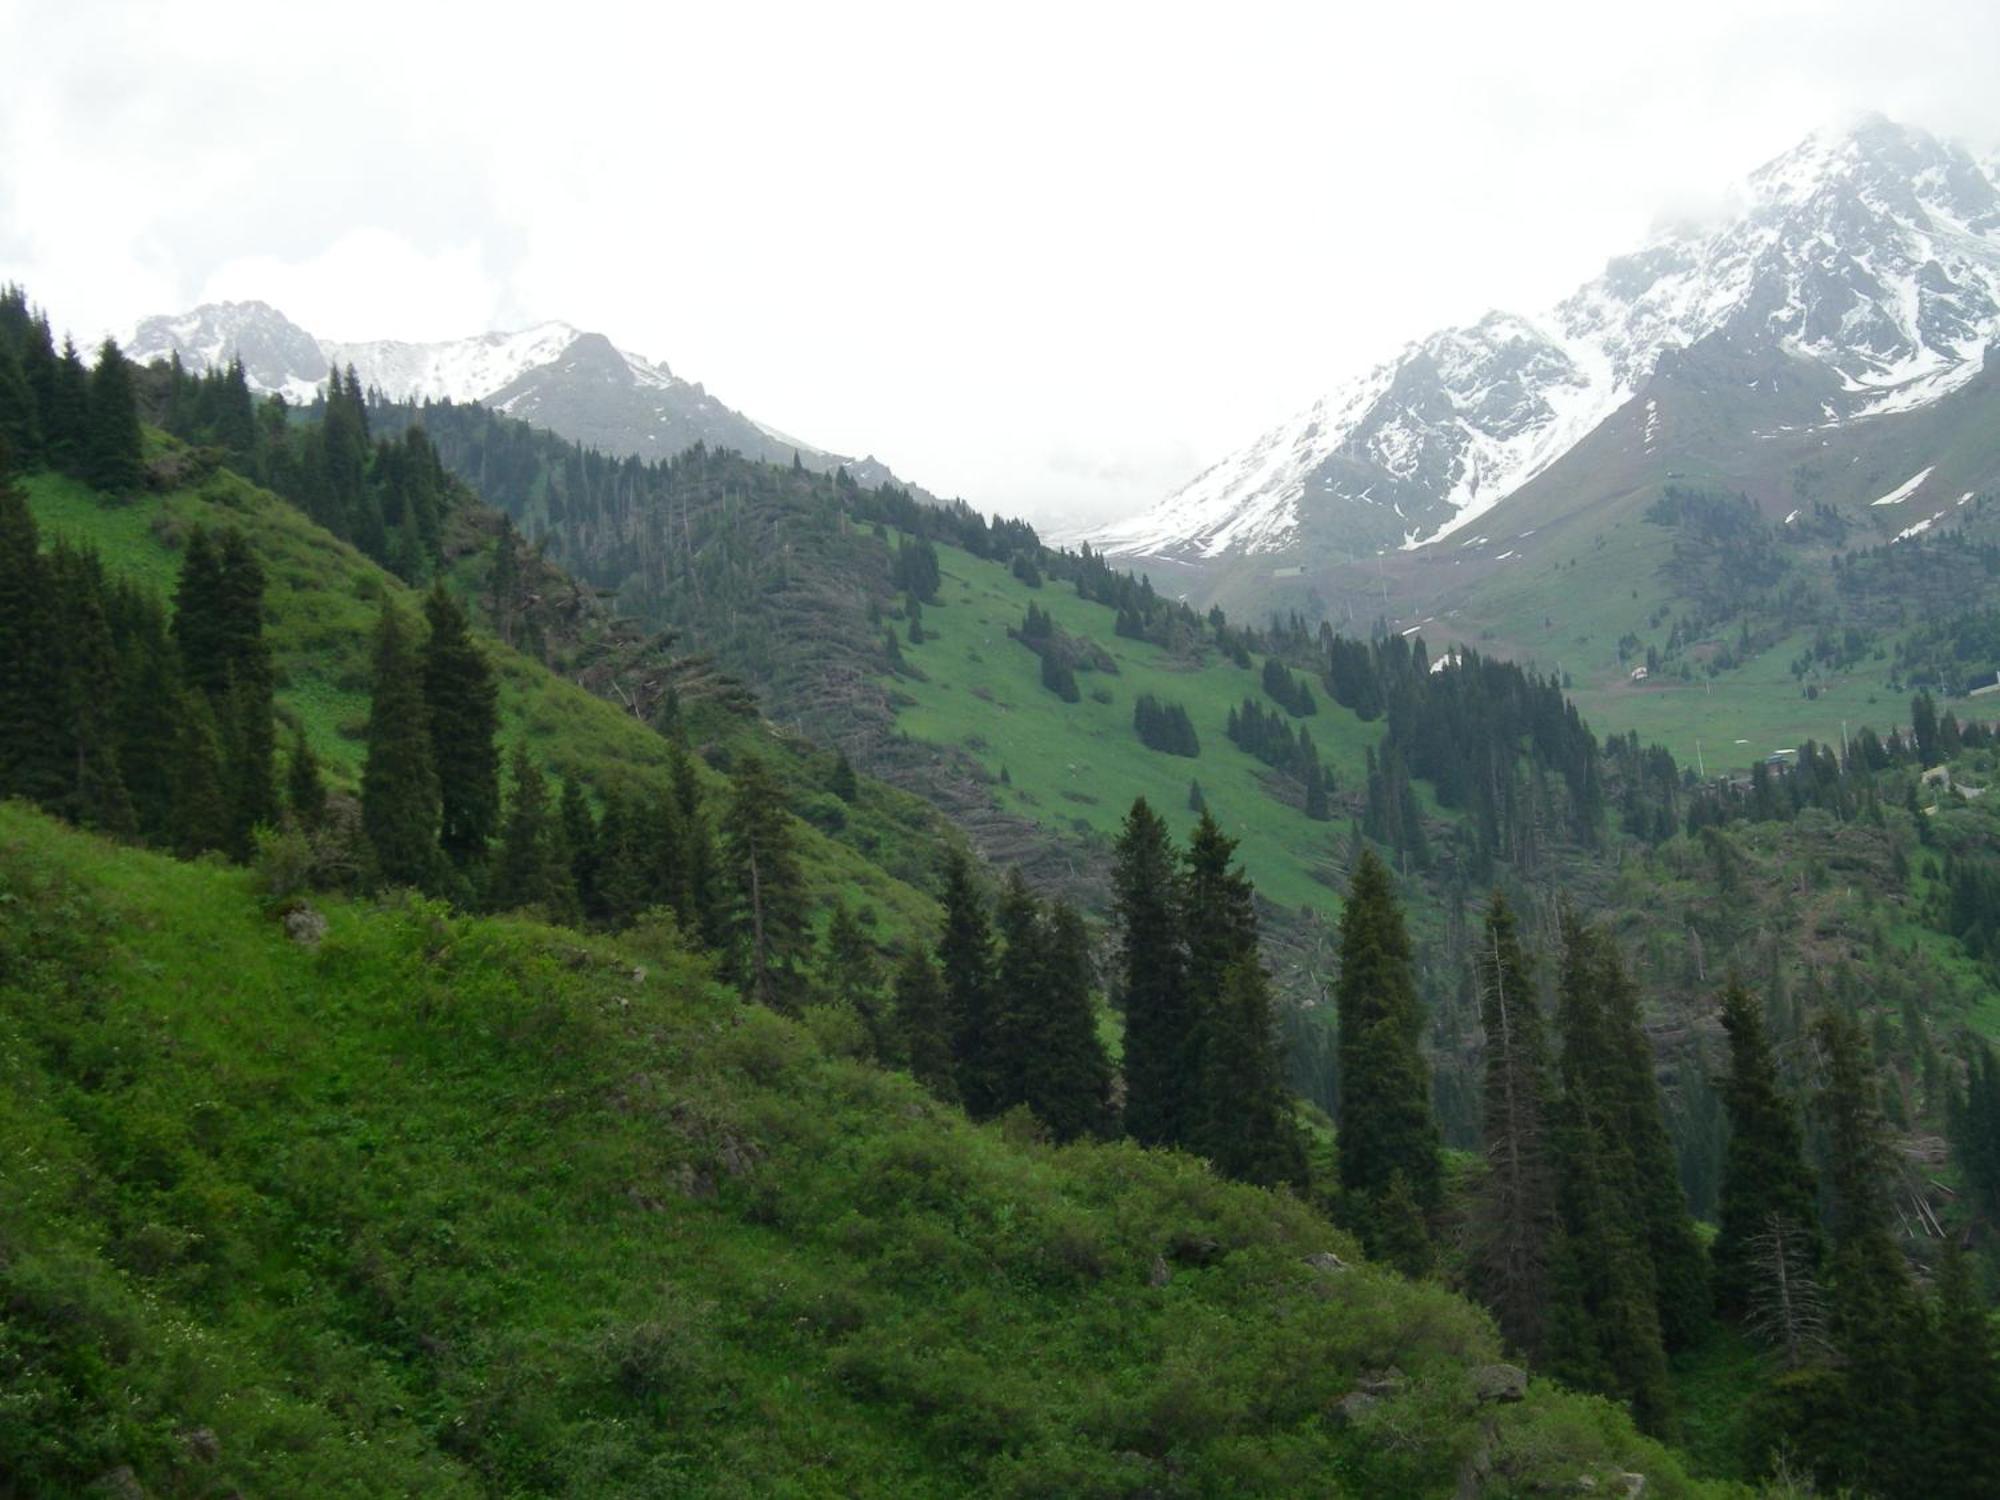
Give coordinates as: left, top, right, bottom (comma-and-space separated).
1198, 957, 1309, 1188
1712, 980, 1822, 1321
1812, 1011, 1921, 1494
720, 752, 807, 1009
821, 902, 891, 1059
84, 338, 143, 493
1593, 928, 1710, 1350
938, 845, 999, 1116
1112, 798, 1192, 1147
1335, 849, 1442, 1229
1181, 812, 1304, 1185
0, 461, 65, 805
893, 945, 958, 1102
359, 602, 441, 887
491, 745, 577, 922
421, 583, 500, 870
1547, 915, 1675, 1435
1470, 893, 1559, 1357
47, 544, 135, 837
213, 529, 276, 852
1924, 1241, 2000, 1500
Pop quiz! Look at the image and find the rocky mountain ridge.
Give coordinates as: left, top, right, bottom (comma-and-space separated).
123, 300, 918, 490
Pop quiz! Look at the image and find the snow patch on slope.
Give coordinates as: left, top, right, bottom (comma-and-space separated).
1869, 466, 1935, 506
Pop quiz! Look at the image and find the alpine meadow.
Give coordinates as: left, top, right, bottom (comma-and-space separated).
9, 10, 2000, 1496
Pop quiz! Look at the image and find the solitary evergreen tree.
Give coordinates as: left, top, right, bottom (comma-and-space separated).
422, 583, 500, 869
1335, 850, 1442, 1233
1470, 893, 1559, 1357
1713, 980, 1822, 1320
720, 752, 808, 1009
1113, 798, 1192, 1147
360, 603, 441, 887
84, 338, 143, 493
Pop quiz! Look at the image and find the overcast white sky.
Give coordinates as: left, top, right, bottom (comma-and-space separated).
4, 0, 1999, 528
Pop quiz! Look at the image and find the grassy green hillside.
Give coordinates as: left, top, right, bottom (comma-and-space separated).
0, 805, 1727, 1497
886, 536, 1384, 917
19, 464, 944, 938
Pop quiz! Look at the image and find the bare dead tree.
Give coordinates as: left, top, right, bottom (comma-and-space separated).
1746, 1211, 1831, 1370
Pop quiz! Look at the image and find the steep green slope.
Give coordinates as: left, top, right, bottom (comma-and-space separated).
887, 535, 1382, 917
18, 463, 943, 936
0, 806, 1725, 1497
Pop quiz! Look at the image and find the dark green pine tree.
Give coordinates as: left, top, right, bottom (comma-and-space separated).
1335, 849, 1443, 1231
421, 583, 500, 870
170, 527, 228, 698
829, 748, 859, 804
1022, 898, 1116, 1142
286, 726, 327, 831
1591, 927, 1710, 1350
213, 529, 276, 853
0, 461, 66, 805
359, 603, 441, 888
821, 902, 892, 1059
0, 338, 40, 462
1469, 892, 1559, 1358
892, 945, 958, 1103
1181, 812, 1305, 1185
1198, 957, 1309, 1188
112, 586, 185, 843
1924, 1240, 2000, 1500
591, 792, 652, 930
1811, 1011, 1922, 1494
169, 691, 232, 858
987, 875, 1115, 1142
47, 544, 136, 837
559, 775, 599, 918
491, 744, 578, 923
720, 752, 808, 1009
1547, 915, 1675, 1436
938, 845, 999, 1116
669, 743, 724, 951
47, 337, 91, 477
84, 338, 144, 494
1112, 798, 1192, 1147
1712, 980, 1823, 1321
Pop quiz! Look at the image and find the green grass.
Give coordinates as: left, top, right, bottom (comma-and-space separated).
882, 539, 1384, 917
0, 804, 1732, 1497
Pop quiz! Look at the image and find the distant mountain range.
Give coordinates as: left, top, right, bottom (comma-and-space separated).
123, 301, 921, 493
1082, 115, 2000, 578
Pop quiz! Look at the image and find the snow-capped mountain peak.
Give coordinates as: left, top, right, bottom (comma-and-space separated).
1084, 116, 2000, 563
125, 300, 926, 495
